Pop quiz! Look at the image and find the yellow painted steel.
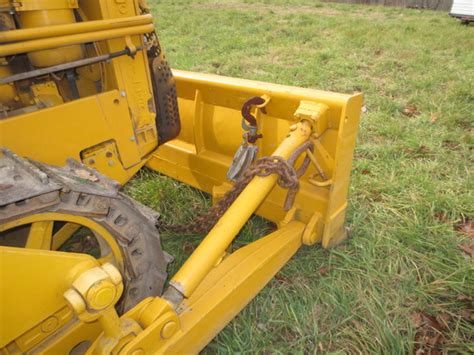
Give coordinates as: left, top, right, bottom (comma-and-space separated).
0, 0, 363, 352
0, 212, 125, 270
16, 0, 83, 67
8, 0, 79, 11
121, 221, 306, 354
0, 65, 16, 105
51, 223, 80, 250
0, 15, 153, 43
0, 24, 154, 58
170, 121, 312, 297
0, 246, 100, 351
149, 70, 363, 246
0, 91, 148, 184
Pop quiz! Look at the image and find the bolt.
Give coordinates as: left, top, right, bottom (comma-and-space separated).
41, 316, 59, 333
160, 320, 177, 339
86, 281, 116, 310
120, 91, 127, 97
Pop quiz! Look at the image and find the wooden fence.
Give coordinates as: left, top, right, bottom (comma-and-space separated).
323, 0, 454, 11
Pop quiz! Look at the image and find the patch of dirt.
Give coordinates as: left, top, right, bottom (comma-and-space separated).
190, 3, 386, 20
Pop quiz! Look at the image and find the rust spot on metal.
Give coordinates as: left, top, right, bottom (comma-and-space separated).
0, 183, 13, 191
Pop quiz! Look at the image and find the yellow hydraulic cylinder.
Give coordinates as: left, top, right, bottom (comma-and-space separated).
169, 120, 313, 298
16, 0, 83, 67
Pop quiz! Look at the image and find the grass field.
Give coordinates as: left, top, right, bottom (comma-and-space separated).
126, 1, 473, 353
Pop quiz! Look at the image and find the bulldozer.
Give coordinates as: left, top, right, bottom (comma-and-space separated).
0, 0, 362, 353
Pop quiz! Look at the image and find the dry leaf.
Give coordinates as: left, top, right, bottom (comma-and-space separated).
352, 319, 365, 331
410, 312, 423, 328
318, 266, 331, 276
456, 219, 474, 237
412, 312, 446, 353
458, 239, 474, 257
456, 294, 473, 302
182, 241, 195, 254
459, 308, 474, 321
402, 104, 420, 117
274, 274, 291, 286
435, 313, 450, 330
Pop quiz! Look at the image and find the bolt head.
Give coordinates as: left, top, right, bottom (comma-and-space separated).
86, 281, 116, 310
41, 316, 59, 333
160, 321, 177, 339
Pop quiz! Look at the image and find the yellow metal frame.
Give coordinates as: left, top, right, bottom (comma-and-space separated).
149, 70, 363, 247
0, 0, 362, 352
0, 15, 154, 43
170, 120, 313, 297
0, 212, 124, 268
0, 247, 102, 353
1, 1, 159, 185
84, 115, 361, 354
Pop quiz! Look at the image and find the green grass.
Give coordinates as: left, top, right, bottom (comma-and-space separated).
126, 1, 473, 353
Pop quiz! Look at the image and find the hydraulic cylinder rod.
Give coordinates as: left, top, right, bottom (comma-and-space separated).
169, 120, 313, 298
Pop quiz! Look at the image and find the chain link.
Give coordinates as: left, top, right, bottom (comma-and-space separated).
156, 141, 313, 235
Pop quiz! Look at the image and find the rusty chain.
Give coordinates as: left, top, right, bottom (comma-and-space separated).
156, 140, 314, 235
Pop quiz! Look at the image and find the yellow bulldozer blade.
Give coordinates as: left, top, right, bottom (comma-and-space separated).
83, 69, 363, 352
148, 69, 362, 248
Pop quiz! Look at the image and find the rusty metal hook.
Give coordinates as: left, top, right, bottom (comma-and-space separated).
241, 96, 270, 143
241, 96, 266, 127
